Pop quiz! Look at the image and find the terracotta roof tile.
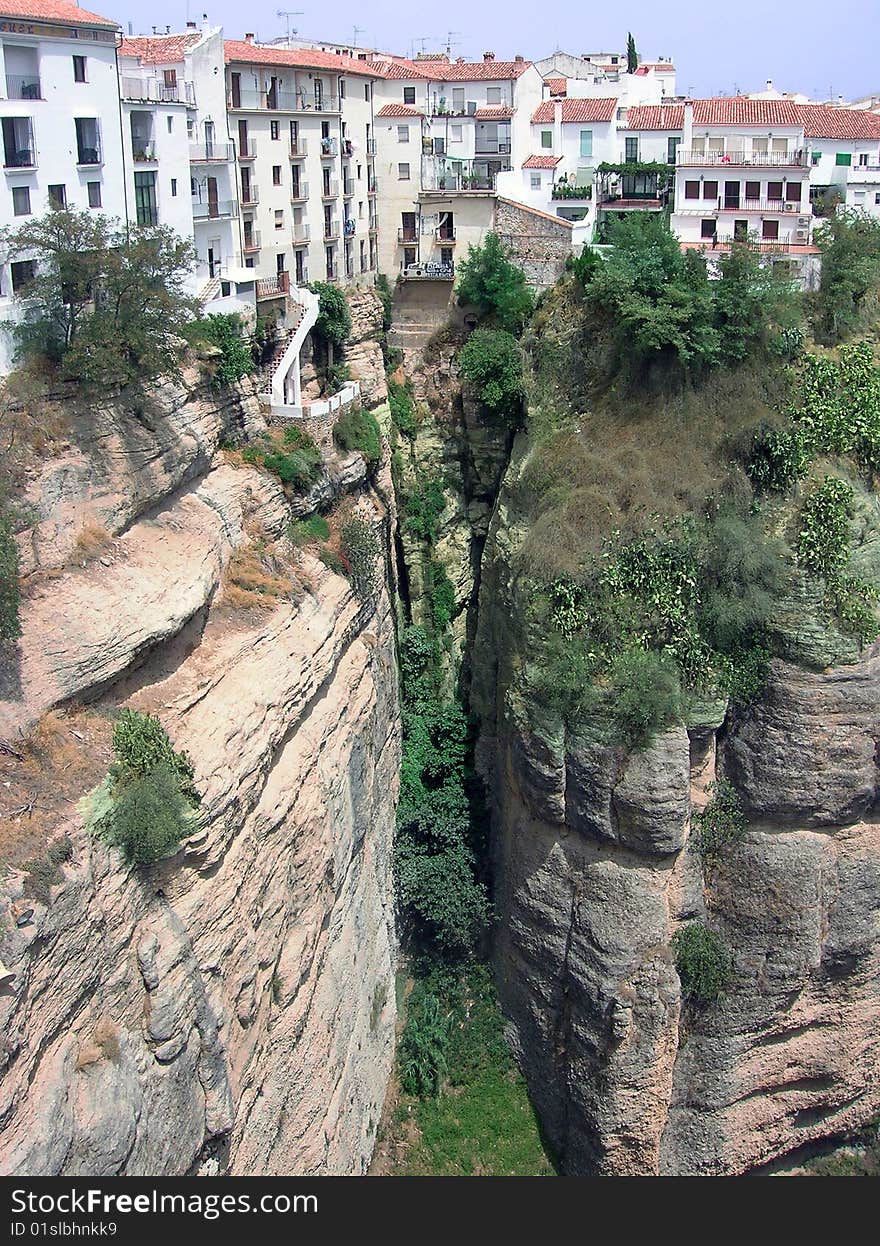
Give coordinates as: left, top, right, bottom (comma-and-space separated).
370, 56, 531, 81
522, 154, 561, 168
474, 105, 514, 120
120, 33, 202, 64
532, 97, 617, 124
225, 40, 378, 76
0, 0, 116, 25
625, 104, 685, 130
692, 97, 801, 126
794, 104, 880, 139
376, 103, 424, 118
547, 77, 567, 96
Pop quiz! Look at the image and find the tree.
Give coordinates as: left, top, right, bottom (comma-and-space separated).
310, 280, 351, 375
626, 32, 638, 74
458, 327, 524, 420
455, 232, 534, 334
714, 241, 799, 363
0, 497, 20, 642
812, 209, 880, 343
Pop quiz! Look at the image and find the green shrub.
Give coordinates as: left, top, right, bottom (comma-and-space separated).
23, 836, 73, 903
403, 478, 446, 543
399, 985, 450, 1097
427, 559, 456, 631
744, 422, 808, 492
458, 328, 524, 422
0, 503, 21, 642
287, 514, 330, 544
340, 515, 381, 600
259, 426, 322, 491
608, 648, 684, 749
673, 922, 733, 1004
111, 709, 199, 804
105, 762, 192, 867
189, 313, 255, 386
812, 209, 880, 343
310, 281, 351, 347
692, 780, 747, 858
333, 406, 382, 463
797, 476, 855, 580
388, 379, 418, 439
318, 547, 347, 576
455, 233, 534, 334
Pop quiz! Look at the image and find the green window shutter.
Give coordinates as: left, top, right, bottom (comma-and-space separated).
835, 152, 852, 166
579, 129, 593, 158
541, 130, 553, 149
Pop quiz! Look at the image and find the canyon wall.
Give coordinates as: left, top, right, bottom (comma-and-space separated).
0, 347, 400, 1175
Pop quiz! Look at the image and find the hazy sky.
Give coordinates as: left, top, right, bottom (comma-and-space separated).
104, 0, 877, 102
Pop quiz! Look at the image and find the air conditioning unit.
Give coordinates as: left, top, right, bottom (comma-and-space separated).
466, 101, 477, 115
798, 215, 811, 227
499, 142, 511, 154
796, 228, 809, 241
783, 201, 796, 212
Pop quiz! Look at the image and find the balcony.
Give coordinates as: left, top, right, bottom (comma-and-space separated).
295, 265, 310, 284
397, 227, 419, 243
320, 138, 338, 159
343, 218, 356, 238
230, 86, 339, 112
120, 75, 195, 105
324, 220, 340, 241
76, 144, 102, 167
289, 140, 308, 159
598, 193, 661, 211
435, 228, 456, 243
367, 180, 378, 196
237, 142, 257, 161
552, 183, 593, 201
290, 181, 309, 203
322, 179, 339, 200
421, 159, 499, 192
693, 235, 810, 253
192, 198, 238, 220
365, 138, 377, 155
846, 164, 880, 184
292, 223, 310, 245
475, 140, 511, 156
341, 139, 354, 159
4, 146, 35, 169
190, 141, 233, 163
242, 229, 261, 253
718, 197, 803, 214
368, 218, 378, 234
132, 143, 157, 163
343, 178, 354, 197
256, 272, 290, 299
240, 184, 259, 207
5, 74, 41, 100
676, 148, 809, 168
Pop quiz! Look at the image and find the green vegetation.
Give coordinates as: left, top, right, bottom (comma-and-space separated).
3, 208, 198, 390
310, 280, 352, 349
398, 981, 450, 1097
287, 514, 330, 545
333, 405, 382, 464
458, 328, 524, 423
455, 232, 534, 334
241, 424, 323, 492
797, 476, 878, 642
388, 378, 418, 439
92, 710, 200, 867
812, 209, 880, 344
23, 836, 73, 903
339, 514, 381, 601
692, 780, 747, 859
186, 313, 256, 386
626, 31, 638, 73
403, 477, 446, 543
672, 922, 733, 1004
0, 497, 21, 642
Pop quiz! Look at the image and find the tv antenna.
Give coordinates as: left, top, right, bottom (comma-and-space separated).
353, 25, 365, 47
445, 30, 461, 59
276, 10, 303, 43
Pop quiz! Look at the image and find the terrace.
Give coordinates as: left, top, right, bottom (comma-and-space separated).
676, 148, 809, 168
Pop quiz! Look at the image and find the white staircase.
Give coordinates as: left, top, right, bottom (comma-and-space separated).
260, 286, 320, 416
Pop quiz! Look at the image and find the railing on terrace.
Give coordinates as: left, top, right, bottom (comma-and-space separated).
343, 178, 354, 196
552, 183, 593, 200
4, 146, 35, 169
322, 179, 339, 198
676, 148, 809, 168
324, 221, 340, 240
290, 181, 309, 202
397, 227, 419, 243
320, 138, 338, 158
475, 140, 511, 155
292, 223, 310, 244
706, 235, 809, 252
435, 227, 456, 242
192, 198, 238, 220
256, 272, 291, 298
365, 138, 377, 155
290, 140, 308, 158
189, 141, 234, 162
132, 144, 157, 162
5, 74, 41, 99
401, 260, 455, 281
243, 229, 261, 252
715, 197, 804, 213
121, 76, 195, 104
76, 145, 102, 166
237, 142, 257, 161
228, 87, 339, 112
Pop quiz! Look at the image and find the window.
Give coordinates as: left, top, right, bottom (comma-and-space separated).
762, 219, 779, 240
275, 209, 284, 229
404, 247, 416, 267
3, 117, 35, 167
403, 86, 415, 105
876, 192, 880, 205
579, 130, 593, 159
12, 185, 30, 216
170, 177, 177, 197
745, 180, 760, 201
530, 173, 541, 189
767, 181, 783, 200
667, 136, 680, 164
73, 55, 86, 83
625, 136, 638, 161
48, 183, 66, 209
271, 120, 280, 140
700, 219, 716, 239
340, 78, 346, 98
166, 115, 173, 133
433, 137, 445, 155
364, 83, 370, 101
74, 117, 100, 165
685, 180, 700, 199
703, 180, 718, 199
451, 124, 462, 142
486, 86, 501, 104
398, 124, 410, 142
11, 260, 36, 294
452, 88, 465, 113
134, 170, 157, 226
87, 180, 101, 208
811, 151, 821, 166
272, 165, 282, 185
786, 182, 801, 202
398, 162, 410, 179
540, 130, 553, 149
835, 152, 852, 166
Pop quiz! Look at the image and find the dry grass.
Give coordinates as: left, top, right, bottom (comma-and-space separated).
75, 1016, 121, 1070
72, 522, 112, 562
0, 707, 114, 870
221, 541, 299, 613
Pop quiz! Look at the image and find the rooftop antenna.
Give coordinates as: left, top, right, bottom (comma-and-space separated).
410, 36, 431, 58
353, 25, 365, 47
445, 30, 461, 59
276, 9, 304, 43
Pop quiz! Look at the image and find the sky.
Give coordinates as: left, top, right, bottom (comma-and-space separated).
104, 0, 878, 102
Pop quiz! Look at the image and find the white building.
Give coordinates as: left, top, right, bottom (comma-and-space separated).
794, 104, 880, 219
0, 0, 126, 371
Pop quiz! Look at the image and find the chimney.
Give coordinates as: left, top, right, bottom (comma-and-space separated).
514, 55, 523, 63
766, 78, 773, 91
683, 100, 694, 149
483, 52, 494, 62
554, 99, 563, 152
245, 32, 254, 43
187, 20, 197, 29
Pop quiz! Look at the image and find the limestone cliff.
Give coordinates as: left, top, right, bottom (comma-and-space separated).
0, 344, 400, 1175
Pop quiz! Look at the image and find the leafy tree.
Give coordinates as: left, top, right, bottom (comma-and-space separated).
626, 32, 638, 74
812, 209, 880, 343
714, 242, 799, 363
457, 327, 524, 421
455, 232, 534, 334
189, 312, 255, 386
310, 280, 351, 375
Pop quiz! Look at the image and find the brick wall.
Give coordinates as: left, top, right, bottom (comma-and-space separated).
494, 197, 573, 289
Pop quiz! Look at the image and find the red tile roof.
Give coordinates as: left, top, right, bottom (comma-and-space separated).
370, 55, 531, 81
625, 104, 685, 130
376, 103, 424, 118
522, 154, 561, 168
547, 77, 567, 96
225, 40, 379, 77
0, 0, 116, 25
532, 96, 617, 124
120, 33, 202, 64
794, 104, 880, 139
474, 105, 514, 120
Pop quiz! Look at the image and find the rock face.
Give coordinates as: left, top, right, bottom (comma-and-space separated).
476, 485, 880, 1174
0, 379, 400, 1176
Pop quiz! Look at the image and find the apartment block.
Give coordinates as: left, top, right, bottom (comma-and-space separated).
795, 104, 880, 219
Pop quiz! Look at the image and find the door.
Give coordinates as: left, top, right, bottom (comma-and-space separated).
314, 78, 323, 109
237, 119, 248, 157
241, 167, 251, 202
724, 180, 740, 209
204, 120, 215, 158
207, 176, 219, 218
207, 245, 216, 279
401, 211, 416, 242
733, 219, 748, 242
267, 76, 278, 109
438, 210, 454, 241
295, 250, 305, 283
230, 73, 241, 109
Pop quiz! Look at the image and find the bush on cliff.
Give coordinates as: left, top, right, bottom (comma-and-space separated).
458, 328, 524, 424
0, 497, 21, 642
455, 233, 534, 335
333, 406, 382, 464
186, 313, 256, 386
812, 209, 880, 344
672, 922, 733, 1004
